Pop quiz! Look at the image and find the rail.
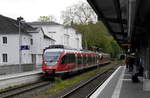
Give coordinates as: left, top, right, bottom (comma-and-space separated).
61, 66, 117, 98
0, 81, 50, 98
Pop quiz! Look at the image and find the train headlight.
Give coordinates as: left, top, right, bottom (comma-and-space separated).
45, 69, 55, 73
44, 61, 48, 65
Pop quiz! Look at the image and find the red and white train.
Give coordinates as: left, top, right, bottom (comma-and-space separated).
42, 45, 110, 78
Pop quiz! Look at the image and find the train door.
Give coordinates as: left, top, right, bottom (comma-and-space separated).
77, 53, 83, 68
59, 54, 68, 71
66, 53, 76, 70
75, 53, 78, 69
83, 54, 87, 67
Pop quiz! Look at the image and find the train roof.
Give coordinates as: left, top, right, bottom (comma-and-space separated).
44, 45, 77, 50
44, 45, 106, 55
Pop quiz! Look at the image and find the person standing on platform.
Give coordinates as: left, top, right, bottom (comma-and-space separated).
125, 56, 129, 69
128, 56, 134, 72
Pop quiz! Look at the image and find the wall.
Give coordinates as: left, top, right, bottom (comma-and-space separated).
65, 27, 82, 50
0, 34, 32, 66
0, 34, 19, 65
42, 25, 65, 45
21, 34, 32, 64
30, 29, 55, 66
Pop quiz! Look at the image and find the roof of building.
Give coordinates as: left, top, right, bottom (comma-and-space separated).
36, 27, 55, 41
28, 21, 82, 35
0, 15, 36, 34
44, 34, 55, 41
27, 21, 61, 26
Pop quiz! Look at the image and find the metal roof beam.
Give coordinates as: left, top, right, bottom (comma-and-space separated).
113, 0, 125, 35
104, 17, 127, 24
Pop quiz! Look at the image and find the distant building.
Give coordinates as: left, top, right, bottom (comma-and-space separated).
28, 21, 82, 50
0, 15, 55, 66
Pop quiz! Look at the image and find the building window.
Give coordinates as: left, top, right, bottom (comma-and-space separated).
3, 37, 7, 44
64, 34, 69, 46
30, 39, 33, 45
2, 53, 7, 62
76, 38, 79, 49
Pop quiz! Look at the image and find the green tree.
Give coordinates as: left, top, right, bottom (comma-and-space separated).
72, 22, 121, 57
38, 15, 56, 22
61, 1, 121, 57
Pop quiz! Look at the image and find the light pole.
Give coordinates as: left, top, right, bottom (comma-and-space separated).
17, 16, 23, 72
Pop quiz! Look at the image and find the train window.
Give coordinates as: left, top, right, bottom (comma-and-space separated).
61, 54, 75, 64
61, 55, 67, 64
61, 59, 65, 64
44, 52, 61, 66
92, 56, 94, 62
89, 56, 92, 63
72, 54, 75, 63
68, 54, 75, 63
81, 56, 83, 64
90, 56, 92, 63
99, 56, 100, 60
94, 56, 96, 62
77, 55, 82, 64
83, 56, 86, 64
89, 56, 91, 63
88, 56, 90, 63
77, 56, 80, 64
101, 56, 103, 60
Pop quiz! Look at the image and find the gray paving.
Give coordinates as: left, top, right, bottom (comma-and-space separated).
91, 66, 150, 98
96, 66, 124, 98
119, 70, 150, 98
90, 66, 124, 98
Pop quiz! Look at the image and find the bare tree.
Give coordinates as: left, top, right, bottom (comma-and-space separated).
38, 15, 56, 22
61, 1, 97, 25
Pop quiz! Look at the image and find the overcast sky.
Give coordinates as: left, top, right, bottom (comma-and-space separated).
0, 0, 86, 23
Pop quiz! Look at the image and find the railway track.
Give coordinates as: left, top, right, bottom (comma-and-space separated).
61, 66, 117, 98
0, 81, 50, 98
0, 65, 116, 98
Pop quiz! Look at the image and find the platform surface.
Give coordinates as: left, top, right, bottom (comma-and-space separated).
0, 69, 42, 80
90, 66, 150, 98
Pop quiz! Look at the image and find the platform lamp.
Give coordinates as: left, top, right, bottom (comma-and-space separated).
17, 16, 24, 73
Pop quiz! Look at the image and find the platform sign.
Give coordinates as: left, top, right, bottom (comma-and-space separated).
20, 45, 30, 50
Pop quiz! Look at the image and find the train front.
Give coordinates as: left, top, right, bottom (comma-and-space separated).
42, 49, 61, 77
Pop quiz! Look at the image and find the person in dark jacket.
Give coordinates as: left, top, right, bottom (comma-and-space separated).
128, 56, 135, 72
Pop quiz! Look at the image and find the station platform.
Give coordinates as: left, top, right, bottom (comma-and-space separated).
90, 66, 150, 98
0, 68, 42, 89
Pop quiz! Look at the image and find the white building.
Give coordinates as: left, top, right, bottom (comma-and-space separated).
28, 22, 82, 50
29, 27, 55, 65
0, 15, 55, 66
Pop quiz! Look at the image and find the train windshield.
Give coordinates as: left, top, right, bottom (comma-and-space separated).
44, 52, 61, 66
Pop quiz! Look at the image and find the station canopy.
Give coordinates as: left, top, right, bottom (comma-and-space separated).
87, 0, 128, 51
87, 0, 150, 52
